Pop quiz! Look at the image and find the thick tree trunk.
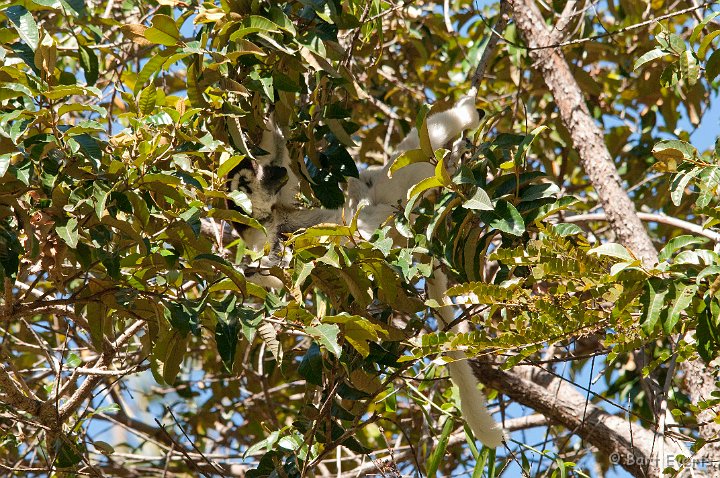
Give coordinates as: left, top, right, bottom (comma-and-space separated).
506, 0, 658, 266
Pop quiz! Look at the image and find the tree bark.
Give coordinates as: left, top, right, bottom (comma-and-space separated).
679, 358, 720, 472
473, 363, 687, 477
506, 0, 658, 267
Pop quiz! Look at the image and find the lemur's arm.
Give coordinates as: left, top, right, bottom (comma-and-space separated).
362, 91, 482, 209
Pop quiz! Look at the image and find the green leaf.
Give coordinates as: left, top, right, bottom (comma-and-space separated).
155, 329, 188, 385
697, 266, 720, 286
6, 6, 39, 51
229, 16, 282, 41
479, 200, 525, 236
665, 283, 697, 334
609, 261, 635, 276
698, 30, 720, 60
588, 242, 635, 262
304, 323, 341, 357
215, 313, 239, 372
667, 33, 686, 54
691, 11, 720, 43
553, 223, 583, 236
697, 298, 720, 362
298, 342, 323, 386
227, 189, 252, 213
417, 104, 432, 157
144, 14, 180, 46
65, 353, 81, 368
0, 83, 34, 101
640, 278, 669, 334
407, 176, 443, 201
93, 181, 110, 219
60, 0, 86, 16
427, 416, 454, 478
670, 167, 702, 205
42, 84, 101, 100
268, 6, 297, 35
79, 45, 98, 86
93, 441, 115, 455
707, 50, 720, 83
219, 154, 245, 178
652, 139, 696, 164
324, 314, 384, 358
56, 218, 79, 248
679, 50, 699, 86
519, 182, 560, 202
0, 154, 12, 177
134, 52, 172, 95
514, 125, 547, 166
634, 49, 668, 70
138, 84, 157, 116
463, 187, 493, 211
658, 235, 708, 262
53, 434, 85, 468
389, 149, 427, 176
85, 302, 107, 350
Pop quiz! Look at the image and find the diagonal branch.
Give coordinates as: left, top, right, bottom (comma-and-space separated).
472, 363, 686, 477
506, 0, 658, 266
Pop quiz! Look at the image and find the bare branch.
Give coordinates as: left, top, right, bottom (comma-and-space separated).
0, 362, 42, 415
551, 0, 581, 43
525, 1, 715, 50
471, 2, 512, 89
472, 363, 687, 477
564, 212, 720, 242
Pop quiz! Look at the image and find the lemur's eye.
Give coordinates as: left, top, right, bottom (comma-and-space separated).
265, 166, 287, 182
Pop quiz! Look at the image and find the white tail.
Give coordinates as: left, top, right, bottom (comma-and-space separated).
426, 270, 504, 448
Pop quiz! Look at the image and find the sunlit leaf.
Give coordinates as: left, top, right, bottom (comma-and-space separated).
144, 14, 181, 46
6, 6, 39, 51
304, 323, 341, 357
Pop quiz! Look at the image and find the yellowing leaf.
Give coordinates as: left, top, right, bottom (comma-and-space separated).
144, 14, 181, 46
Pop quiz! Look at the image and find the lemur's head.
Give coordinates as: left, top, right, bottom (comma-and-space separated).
227, 118, 300, 231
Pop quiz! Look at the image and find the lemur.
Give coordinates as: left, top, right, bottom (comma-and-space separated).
226, 89, 505, 448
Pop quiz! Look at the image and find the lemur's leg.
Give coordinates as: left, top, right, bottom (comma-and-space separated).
394, 88, 481, 156
365, 91, 481, 209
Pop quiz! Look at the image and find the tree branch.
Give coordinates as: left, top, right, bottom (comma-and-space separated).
471, 1, 511, 88
506, 0, 658, 266
472, 363, 686, 477
0, 362, 43, 416
564, 212, 720, 242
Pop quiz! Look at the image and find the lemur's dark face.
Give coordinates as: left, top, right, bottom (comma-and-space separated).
226, 123, 299, 233
227, 158, 286, 224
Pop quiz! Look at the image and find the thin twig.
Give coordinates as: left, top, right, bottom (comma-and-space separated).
530, 1, 715, 50
563, 211, 720, 242
471, 1, 511, 88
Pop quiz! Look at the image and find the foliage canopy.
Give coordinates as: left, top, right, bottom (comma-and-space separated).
1, 0, 720, 476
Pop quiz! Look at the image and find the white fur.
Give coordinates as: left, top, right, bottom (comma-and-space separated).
426, 271, 505, 448
232, 91, 504, 446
